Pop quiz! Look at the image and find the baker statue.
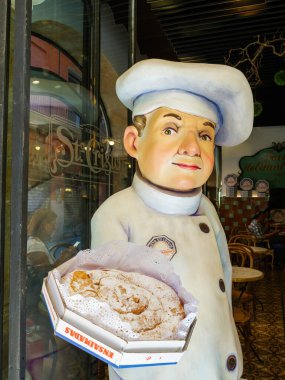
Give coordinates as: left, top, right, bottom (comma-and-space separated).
91, 59, 253, 380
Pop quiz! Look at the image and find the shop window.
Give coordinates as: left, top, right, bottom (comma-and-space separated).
26, 0, 129, 378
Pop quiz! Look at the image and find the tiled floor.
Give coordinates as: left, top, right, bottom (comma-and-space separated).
240, 267, 285, 380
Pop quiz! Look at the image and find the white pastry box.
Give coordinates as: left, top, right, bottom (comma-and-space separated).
42, 269, 196, 368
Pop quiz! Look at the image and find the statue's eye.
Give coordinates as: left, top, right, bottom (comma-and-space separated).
163, 127, 177, 135
199, 132, 213, 141
200, 134, 211, 141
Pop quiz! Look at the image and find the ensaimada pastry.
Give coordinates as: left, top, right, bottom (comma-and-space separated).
60, 268, 185, 341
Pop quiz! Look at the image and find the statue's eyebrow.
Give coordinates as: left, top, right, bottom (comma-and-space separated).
163, 113, 216, 129
203, 121, 216, 129
163, 113, 182, 120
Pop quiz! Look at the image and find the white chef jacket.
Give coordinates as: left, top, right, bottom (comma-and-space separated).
91, 173, 243, 380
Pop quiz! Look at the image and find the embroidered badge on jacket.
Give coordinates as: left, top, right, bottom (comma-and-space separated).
147, 235, 177, 259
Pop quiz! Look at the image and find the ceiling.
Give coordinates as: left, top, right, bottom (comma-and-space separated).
106, 0, 285, 128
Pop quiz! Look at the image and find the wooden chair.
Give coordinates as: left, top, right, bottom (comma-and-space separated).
233, 306, 263, 364
248, 230, 280, 269
228, 243, 254, 268
228, 244, 256, 317
229, 233, 274, 269
232, 306, 252, 363
228, 245, 245, 267
228, 234, 256, 246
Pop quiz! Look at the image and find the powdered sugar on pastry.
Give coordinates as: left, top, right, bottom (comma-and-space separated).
59, 269, 185, 341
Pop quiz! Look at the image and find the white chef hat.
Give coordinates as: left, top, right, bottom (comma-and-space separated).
116, 59, 253, 146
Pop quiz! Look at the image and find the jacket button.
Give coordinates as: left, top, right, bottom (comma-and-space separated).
219, 279, 225, 292
199, 223, 210, 233
226, 354, 237, 371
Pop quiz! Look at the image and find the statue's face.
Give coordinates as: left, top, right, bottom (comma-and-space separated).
136, 107, 216, 191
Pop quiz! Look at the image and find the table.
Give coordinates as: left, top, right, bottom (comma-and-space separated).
232, 266, 264, 283
232, 266, 264, 313
232, 266, 264, 363
249, 246, 274, 269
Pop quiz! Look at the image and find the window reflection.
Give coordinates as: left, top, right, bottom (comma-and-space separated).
26, 1, 101, 378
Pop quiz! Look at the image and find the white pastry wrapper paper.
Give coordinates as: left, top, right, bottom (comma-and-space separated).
53, 240, 198, 342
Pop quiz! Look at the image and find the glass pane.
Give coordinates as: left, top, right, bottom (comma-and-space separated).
26, 1, 130, 378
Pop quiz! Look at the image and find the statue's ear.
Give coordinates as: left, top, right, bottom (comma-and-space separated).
123, 125, 139, 158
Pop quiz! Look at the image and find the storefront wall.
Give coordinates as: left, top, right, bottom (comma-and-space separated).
2, 0, 131, 378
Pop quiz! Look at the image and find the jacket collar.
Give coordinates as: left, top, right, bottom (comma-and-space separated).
132, 172, 202, 215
